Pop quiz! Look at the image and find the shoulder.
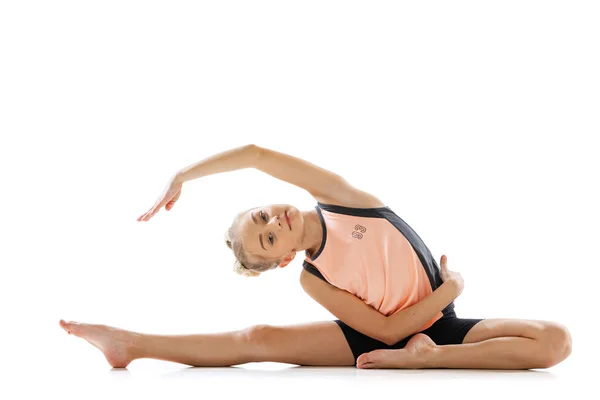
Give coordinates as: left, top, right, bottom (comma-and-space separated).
312, 186, 386, 209
300, 266, 333, 293
299, 267, 314, 286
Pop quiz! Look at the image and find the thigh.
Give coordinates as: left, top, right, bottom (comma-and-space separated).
462, 318, 555, 343
247, 320, 355, 366
335, 319, 396, 363
420, 315, 485, 346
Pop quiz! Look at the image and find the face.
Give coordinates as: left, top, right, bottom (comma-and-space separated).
236, 203, 304, 267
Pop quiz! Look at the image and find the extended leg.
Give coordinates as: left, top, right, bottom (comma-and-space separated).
59, 319, 355, 368
357, 319, 572, 370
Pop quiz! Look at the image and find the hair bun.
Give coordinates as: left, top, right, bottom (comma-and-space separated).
233, 260, 260, 277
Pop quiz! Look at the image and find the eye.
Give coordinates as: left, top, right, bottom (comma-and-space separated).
260, 211, 274, 245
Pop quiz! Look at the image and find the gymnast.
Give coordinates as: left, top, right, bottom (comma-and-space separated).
59, 144, 572, 369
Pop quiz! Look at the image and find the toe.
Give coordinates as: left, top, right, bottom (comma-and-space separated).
60, 319, 74, 328
60, 320, 82, 334
356, 353, 370, 366
357, 351, 385, 368
363, 350, 383, 362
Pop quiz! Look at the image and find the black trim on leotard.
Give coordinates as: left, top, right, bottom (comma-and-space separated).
316, 201, 391, 218
302, 260, 331, 284
308, 206, 327, 262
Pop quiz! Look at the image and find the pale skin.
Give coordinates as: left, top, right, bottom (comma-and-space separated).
60, 144, 572, 369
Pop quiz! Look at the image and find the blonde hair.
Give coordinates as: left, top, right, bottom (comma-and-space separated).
224, 209, 280, 277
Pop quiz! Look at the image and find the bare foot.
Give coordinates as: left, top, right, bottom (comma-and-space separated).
356, 333, 436, 369
59, 319, 140, 368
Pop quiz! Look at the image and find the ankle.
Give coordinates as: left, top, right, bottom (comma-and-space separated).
127, 331, 146, 360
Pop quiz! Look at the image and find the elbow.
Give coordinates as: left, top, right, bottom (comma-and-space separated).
246, 144, 262, 166
382, 335, 396, 347
381, 322, 397, 346
383, 332, 410, 346
381, 323, 410, 346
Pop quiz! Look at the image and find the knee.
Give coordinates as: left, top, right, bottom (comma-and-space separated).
538, 322, 572, 368
244, 324, 276, 348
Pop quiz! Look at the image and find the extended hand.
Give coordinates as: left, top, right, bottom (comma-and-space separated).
439, 254, 464, 296
137, 174, 183, 222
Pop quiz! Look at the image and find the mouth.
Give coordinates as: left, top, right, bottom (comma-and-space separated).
285, 210, 292, 230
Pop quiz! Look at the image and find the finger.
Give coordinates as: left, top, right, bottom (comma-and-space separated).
440, 254, 447, 268
141, 203, 162, 221
149, 199, 169, 216
144, 210, 158, 220
140, 210, 155, 221
166, 193, 180, 211
138, 208, 153, 221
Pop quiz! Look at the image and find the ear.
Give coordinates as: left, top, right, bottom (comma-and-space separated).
279, 252, 297, 268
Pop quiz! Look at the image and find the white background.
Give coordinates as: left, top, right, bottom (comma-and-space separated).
1, 0, 598, 398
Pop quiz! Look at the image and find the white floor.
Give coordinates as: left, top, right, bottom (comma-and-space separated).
6, 344, 589, 400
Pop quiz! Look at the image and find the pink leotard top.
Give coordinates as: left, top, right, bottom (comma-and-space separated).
303, 202, 453, 332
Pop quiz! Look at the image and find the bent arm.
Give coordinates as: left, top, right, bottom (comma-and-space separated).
384, 281, 460, 345
301, 270, 390, 344
302, 268, 459, 346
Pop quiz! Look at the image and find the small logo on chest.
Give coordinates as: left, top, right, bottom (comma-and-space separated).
352, 224, 367, 239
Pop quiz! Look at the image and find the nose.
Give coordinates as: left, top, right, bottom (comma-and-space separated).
269, 215, 283, 230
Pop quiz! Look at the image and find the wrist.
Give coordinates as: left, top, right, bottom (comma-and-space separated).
173, 171, 188, 184
446, 279, 463, 296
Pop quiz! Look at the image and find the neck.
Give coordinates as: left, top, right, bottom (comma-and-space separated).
299, 209, 323, 258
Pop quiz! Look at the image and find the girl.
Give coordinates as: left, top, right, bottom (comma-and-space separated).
59, 144, 572, 370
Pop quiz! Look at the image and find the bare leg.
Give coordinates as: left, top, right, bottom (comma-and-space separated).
59, 319, 355, 368
356, 319, 572, 370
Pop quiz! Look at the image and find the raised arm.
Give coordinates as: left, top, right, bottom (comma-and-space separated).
139, 144, 382, 221
138, 144, 258, 221
251, 145, 347, 199
252, 145, 383, 207
175, 144, 259, 182
176, 144, 383, 207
